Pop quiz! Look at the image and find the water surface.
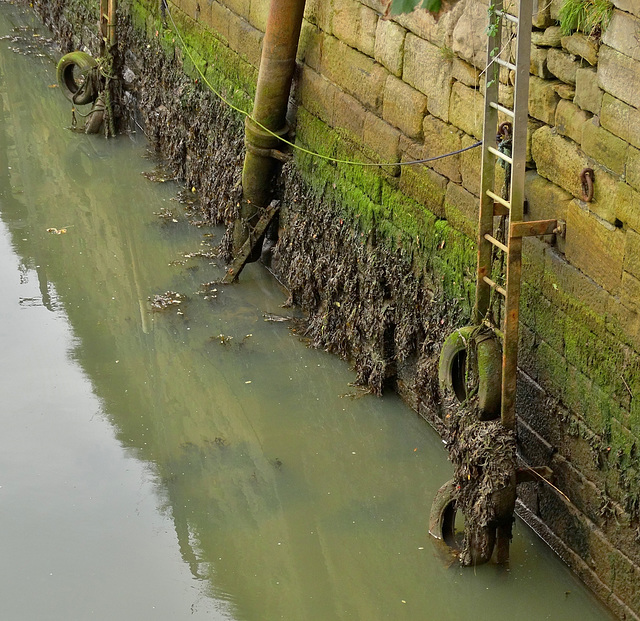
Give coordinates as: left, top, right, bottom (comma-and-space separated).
0, 3, 614, 619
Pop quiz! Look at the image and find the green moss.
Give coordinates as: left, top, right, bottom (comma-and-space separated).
564, 315, 628, 403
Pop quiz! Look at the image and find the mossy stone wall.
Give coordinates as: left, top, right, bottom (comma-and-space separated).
36, 0, 640, 616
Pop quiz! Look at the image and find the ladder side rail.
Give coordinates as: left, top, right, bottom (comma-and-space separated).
474, 0, 505, 325
501, 0, 534, 430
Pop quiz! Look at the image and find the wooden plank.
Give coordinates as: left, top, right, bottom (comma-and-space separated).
510, 219, 557, 238
222, 201, 280, 283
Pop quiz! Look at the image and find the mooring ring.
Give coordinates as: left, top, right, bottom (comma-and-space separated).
580, 167, 594, 202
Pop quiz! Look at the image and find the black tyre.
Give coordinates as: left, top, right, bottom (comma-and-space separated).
56, 51, 99, 105
438, 326, 502, 420
429, 479, 496, 566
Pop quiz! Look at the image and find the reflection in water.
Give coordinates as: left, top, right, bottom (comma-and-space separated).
0, 2, 614, 620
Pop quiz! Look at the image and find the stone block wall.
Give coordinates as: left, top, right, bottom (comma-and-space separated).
127, 0, 640, 616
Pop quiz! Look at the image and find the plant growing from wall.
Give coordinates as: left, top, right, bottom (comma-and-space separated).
558, 0, 613, 38
384, 0, 460, 17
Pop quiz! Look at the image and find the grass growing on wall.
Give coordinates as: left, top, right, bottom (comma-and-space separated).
558, 0, 613, 37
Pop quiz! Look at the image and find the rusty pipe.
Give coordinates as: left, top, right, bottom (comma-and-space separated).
234, 0, 307, 258
108, 0, 117, 49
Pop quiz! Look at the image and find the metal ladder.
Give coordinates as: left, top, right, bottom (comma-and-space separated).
473, 0, 558, 431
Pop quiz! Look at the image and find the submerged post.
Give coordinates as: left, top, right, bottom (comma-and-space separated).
231, 0, 307, 275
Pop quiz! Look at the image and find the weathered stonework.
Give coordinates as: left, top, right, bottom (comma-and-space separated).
555, 99, 590, 144
602, 9, 640, 63
561, 32, 598, 66
40, 0, 640, 616
383, 74, 427, 139
601, 93, 640, 152
574, 67, 603, 115
598, 45, 640, 110
581, 119, 628, 177
374, 18, 405, 77
403, 34, 453, 122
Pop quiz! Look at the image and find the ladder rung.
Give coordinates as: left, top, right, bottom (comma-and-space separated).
488, 146, 513, 165
484, 233, 508, 253
489, 101, 515, 118
483, 276, 507, 297
486, 190, 511, 209
494, 57, 517, 72
495, 9, 519, 24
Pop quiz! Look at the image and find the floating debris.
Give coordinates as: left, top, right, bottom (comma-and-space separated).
148, 290, 186, 312
153, 207, 178, 222
46, 226, 69, 234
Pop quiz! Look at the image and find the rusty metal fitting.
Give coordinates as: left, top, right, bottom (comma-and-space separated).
245, 117, 290, 150
496, 121, 512, 142
553, 219, 566, 239
580, 167, 594, 202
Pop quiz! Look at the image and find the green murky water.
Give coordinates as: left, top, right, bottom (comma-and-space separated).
0, 3, 615, 619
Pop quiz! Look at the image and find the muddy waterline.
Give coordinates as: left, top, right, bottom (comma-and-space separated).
0, 2, 614, 619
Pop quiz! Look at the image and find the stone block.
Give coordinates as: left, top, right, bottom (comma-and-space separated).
374, 18, 405, 77
332, 0, 377, 57
525, 169, 573, 222
532, 25, 562, 47
598, 45, 640, 110
628, 146, 640, 193
363, 112, 401, 171
555, 99, 590, 144
581, 120, 628, 176
392, 0, 465, 48
444, 182, 478, 240
602, 9, 640, 62
532, 0, 553, 28
601, 93, 640, 151
624, 228, 640, 281
552, 83, 575, 100
227, 16, 263, 67
531, 125, 590, 198
449, 81, 483, 139
547, 48, 581, 85
612, 0, 640, 16
530, 45, 552, 78
588, 166, 622, 224
529, 75, 560, 125
460, 133, 481, 196
382, 75, 427, 139
561, 32, 599, 66
321, 35, 387, 112
450, 0, 488, 69
403, 34, 453, 123
298, 66, 336, 125
399, 154, 448, 217
574, 67, 603, 115
332, 90, 366, 140
220, 0, 249, 20
304, 0, 332, 33
423, 115, 462, 183
298, 21, 323, 71
206, 1, 231, 41
549, 0, 562, 20
248, 0, 268, 31
616, 182, 640, 232
543, 245, 610, 321
621, 271, 640, 315
565, 200, 625, 294
452, 58, 479, 87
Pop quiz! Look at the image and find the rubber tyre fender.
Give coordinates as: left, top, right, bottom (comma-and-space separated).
438, 326, 502, 420
428, 479, 496, 566
56, 51, 99, 105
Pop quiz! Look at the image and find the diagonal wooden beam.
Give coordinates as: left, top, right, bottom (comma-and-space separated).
222, 201, 280, 283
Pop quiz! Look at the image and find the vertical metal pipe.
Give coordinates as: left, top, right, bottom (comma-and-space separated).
234, 0, 307, 257
108, 0, 117, 49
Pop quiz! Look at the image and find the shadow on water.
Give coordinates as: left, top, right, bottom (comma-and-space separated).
0, 1, 615, 619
